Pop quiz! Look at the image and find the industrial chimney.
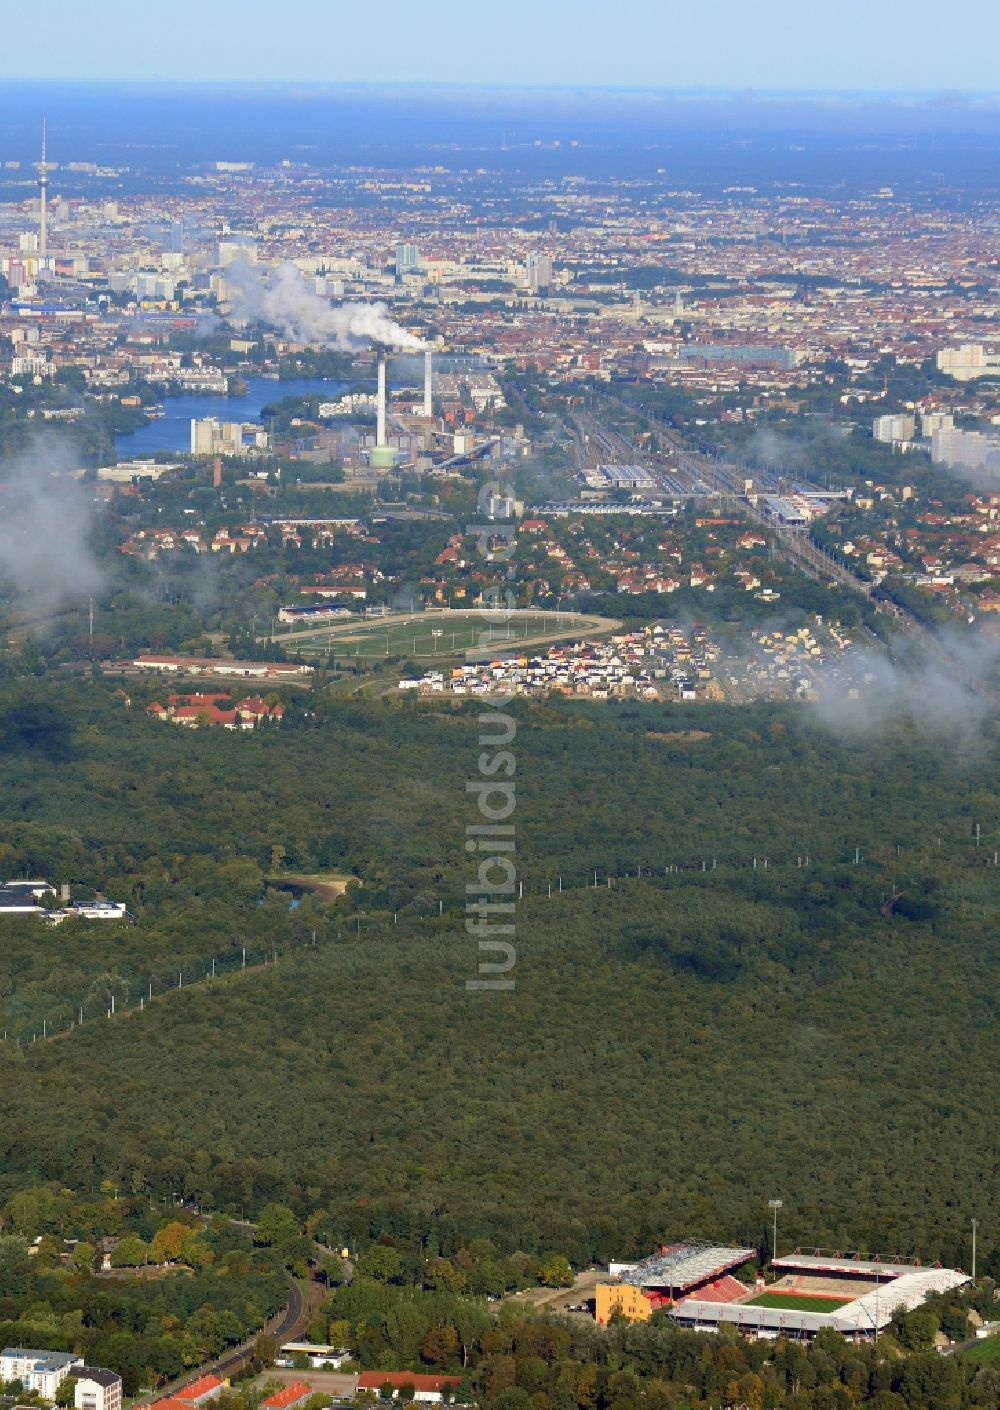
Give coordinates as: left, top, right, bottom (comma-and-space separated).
423, 348, 433, 418
376, 348, 388, 447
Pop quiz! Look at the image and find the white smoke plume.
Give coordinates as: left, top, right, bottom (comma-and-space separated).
223, 259, 424, 350
0, 441, 104, 617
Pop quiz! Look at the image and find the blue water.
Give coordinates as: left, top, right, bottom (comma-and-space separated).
115, 376, 347, 455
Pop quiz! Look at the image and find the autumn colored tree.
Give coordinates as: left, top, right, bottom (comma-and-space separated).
422, 1324, 459, 1367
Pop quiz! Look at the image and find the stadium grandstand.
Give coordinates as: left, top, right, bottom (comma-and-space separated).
595, 1242, 755, 1324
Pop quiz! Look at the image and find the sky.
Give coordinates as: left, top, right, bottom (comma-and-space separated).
6, 0, 1000, 93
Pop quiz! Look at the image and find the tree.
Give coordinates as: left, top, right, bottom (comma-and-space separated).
358, 1244, 404, 1283
55, 1378, 78, 1408
255, 1203, 300, 1247
424, 1257, 466, 1293
180, 1233, 215, 1270
151, 1220, 190, 1263
70, 1240, 96, 1273
538, 1254, 573, 1288
422, 1324, 459, 1367
254, 1334, 278, 1370
110, 1234, 148, 1267
894, 1304, 939, 1351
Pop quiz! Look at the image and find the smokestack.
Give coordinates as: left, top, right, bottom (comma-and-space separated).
376, 349, 387, 447
213, 456, 222, 489
423, 348, 433, 418
39, 119, 48, 262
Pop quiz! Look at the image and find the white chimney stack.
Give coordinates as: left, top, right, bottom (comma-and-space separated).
376, 351, 387, 447
423, 348, 433, 417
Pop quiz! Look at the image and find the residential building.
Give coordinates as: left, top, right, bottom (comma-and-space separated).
0, 1349, 84, 1399
75, 1367, 123, 1410
355, 1373, 461, 1404
873, 413, 915, 445
526, 251, 554, 293
936, 344, 1000, 382
260, 1385, 312, 1410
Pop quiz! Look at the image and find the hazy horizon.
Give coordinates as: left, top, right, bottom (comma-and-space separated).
6, 0, 1000, 92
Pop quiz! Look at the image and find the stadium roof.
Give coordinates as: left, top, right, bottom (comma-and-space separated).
672, 1301, 835, 1335
620, 1242, 755, 1292
829, 1269, 969, 1332
772, 1254, 927, 1278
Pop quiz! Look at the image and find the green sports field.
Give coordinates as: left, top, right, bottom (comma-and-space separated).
962, 1335, 1000, 1365
747, 1292, 854, 1312
277, 610, 615, 661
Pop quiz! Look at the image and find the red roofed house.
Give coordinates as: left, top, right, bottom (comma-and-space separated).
260, 1384, 312, 1410
169, 703, 241, 730
356, 1373, 461, 1403
175, 1375, 226, 1405
154, 1374, 226, 1410
146, 692, 284, 730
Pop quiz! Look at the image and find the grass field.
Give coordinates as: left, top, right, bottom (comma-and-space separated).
747, 1292, 854, 1312
962, 1335, 1000, 1365
279, 610, 614, 662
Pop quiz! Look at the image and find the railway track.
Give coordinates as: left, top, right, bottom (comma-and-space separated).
592, 392, 1000, 702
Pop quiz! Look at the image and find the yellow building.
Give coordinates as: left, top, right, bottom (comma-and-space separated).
595, 1282, 653, 1325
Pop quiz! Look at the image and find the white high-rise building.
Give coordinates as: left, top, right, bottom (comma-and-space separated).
936, 344, 1000, 382
526, 251, 554, 293
931, 426, 1000, 474
873, 414, 915, 445
919, 411, 954, 438
218, 239, 256, 267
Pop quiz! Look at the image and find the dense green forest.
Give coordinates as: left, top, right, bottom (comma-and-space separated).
0, 680, 996, 1279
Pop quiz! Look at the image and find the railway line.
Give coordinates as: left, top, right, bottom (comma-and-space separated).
587, 392, 1000, 702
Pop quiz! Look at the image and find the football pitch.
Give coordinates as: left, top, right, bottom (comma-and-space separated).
746, 1292, 854, 1312
279, 610, 616, 661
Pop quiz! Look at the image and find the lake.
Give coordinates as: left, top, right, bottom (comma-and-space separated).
115, 376, 349, 456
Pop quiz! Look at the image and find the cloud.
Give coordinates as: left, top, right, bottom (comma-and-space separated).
0, 440, 104, 618
810, 633, 1000, 743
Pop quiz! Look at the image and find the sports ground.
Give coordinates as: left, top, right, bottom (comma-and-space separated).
747, 1292, 854, 1312
272, 608, 620, 662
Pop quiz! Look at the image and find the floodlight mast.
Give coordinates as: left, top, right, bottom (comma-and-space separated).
768, 1199, 783, 1262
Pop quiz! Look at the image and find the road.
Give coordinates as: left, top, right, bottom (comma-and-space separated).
132, 1277, 309, 1406
134, 1216, 354, 1404
208, 1277, 308, 1381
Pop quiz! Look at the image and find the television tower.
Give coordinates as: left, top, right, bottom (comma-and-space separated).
39, 120, 49, 261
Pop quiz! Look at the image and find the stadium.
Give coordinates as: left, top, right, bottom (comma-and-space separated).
596, 1244, 968, 1341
